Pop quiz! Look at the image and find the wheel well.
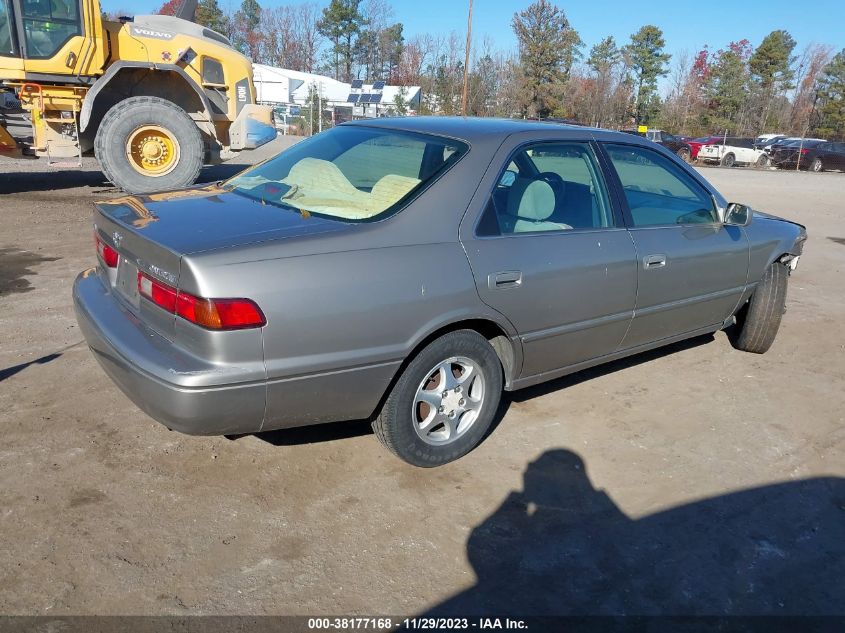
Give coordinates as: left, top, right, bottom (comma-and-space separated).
80, 68, 211, 152
371, 318, 518, 420
412, 319, 516, 384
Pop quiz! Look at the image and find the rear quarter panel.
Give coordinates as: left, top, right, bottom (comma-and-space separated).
189, 241, 516, 429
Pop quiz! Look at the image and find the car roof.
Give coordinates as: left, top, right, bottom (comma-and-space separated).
341, 116, 639, 145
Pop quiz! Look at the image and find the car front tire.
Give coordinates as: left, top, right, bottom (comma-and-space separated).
811, 158, 824, 172
373, 330, 503, 467
729, 263, 789, 354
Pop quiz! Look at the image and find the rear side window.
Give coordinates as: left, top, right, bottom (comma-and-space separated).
227, 126, 467, 222
477, 142, 613, 236
604, 143, 718, 227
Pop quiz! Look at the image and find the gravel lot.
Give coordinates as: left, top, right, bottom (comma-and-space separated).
1, 138, 843, 616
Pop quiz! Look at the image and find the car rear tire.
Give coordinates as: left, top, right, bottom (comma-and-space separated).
95, 96, 204, 194
372, 330, 503, 467
677, 146, 691, 162
811, 158, 824, 172
729, 262, 789, 354
721, 153, 736, 168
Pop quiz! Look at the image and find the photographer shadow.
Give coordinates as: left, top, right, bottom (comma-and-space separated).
428, 449, 844, 616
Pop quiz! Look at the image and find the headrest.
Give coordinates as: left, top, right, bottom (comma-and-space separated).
507, 178, 556, 222
282, 158, 359, 196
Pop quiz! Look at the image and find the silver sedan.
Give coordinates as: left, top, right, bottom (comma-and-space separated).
74, 118, 806, 466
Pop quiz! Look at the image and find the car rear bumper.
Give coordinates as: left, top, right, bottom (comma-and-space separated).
73, 269, 266, 436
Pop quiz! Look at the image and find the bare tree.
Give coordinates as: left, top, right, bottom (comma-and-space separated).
788, 43, 833, 134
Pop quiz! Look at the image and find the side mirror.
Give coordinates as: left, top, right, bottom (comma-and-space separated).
498, 170, 517, 188
725, 202, 752, 227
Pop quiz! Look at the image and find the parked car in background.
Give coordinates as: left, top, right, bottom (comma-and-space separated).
685, 136, 728, 160
698, 138, 770, 167
803, 142, 845, 172
646, 129, 694, 161
770, 139, 824, 169
74, 118, 806, 467
622, 128, 693, 161
772, 140, 844, 171
754, 134, 787, 150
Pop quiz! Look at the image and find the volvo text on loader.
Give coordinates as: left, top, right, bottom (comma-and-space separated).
0, 0, 275, 193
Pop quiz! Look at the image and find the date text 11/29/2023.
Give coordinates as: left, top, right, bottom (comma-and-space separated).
307, 617, 529, 630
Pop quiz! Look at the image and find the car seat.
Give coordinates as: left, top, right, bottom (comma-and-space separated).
503, 177, 572, 233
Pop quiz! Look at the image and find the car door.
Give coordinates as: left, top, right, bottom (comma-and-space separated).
600, 142, 749, 350
460, 136, 638, 378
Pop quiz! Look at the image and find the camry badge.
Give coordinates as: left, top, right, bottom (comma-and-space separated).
112, 231, 123, 247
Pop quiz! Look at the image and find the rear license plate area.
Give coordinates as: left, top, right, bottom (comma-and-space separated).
115, 257, 140, 308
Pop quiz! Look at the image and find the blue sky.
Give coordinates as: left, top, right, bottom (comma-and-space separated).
109, 0, 845, 64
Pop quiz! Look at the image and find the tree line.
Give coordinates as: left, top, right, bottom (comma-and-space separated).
157, 0, 845, 139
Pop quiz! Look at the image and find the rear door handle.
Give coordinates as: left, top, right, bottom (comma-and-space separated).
488, 270, 523, 289
643, 254, 667, 269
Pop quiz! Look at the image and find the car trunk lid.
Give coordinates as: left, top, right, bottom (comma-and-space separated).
93, 183, 352, 330
95, 183, 351, 255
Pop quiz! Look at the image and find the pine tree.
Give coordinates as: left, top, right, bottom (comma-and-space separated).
623, 25, 671, 125
750, 30, 797, 130
195, 0, 225, 34
511, 0, 582, 118
815, 49, 845, 139
233, 0, 262, 60
317, 0, 365, 82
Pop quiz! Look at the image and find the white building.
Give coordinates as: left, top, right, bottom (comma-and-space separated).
253, 64, 421, 115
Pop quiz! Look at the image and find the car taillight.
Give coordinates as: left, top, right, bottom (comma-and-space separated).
95, 232, 119, 268
137, 272, 266, 330
800, 149, 809, 154
138, 271, 177, 312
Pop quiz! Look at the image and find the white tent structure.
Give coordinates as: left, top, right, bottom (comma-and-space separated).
253, 64, 421, 114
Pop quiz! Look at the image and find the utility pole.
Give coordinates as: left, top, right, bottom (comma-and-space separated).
460, 0, 473, 116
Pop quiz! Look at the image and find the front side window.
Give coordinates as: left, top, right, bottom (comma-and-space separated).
604, 143, 718, 227
477, 142, 613, 236
21, 0, 81, 58
226, 126, 467, 222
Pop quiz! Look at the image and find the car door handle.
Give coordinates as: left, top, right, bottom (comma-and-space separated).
643, 254, 667, 270
488, 270, 523, 289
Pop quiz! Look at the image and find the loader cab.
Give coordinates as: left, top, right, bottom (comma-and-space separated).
0, 0, 104, 77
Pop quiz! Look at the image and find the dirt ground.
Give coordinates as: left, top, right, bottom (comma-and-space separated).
1, 139, 843, 617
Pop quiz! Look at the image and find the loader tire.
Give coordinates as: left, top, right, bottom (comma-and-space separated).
95, 96, 204, 194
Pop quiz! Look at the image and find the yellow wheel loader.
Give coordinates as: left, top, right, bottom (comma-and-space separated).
0, 0, 275, 193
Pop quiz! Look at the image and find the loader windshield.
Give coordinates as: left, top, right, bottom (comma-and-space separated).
0, 0, 16, 56
20, 0, 81, 58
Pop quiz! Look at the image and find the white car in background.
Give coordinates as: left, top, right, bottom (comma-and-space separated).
698, 137, 770, 168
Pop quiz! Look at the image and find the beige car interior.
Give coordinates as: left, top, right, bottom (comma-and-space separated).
240, 157, 421, 219
501, 177, 573, 233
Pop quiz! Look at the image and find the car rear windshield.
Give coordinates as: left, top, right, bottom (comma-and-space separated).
225, 126, 468, 222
